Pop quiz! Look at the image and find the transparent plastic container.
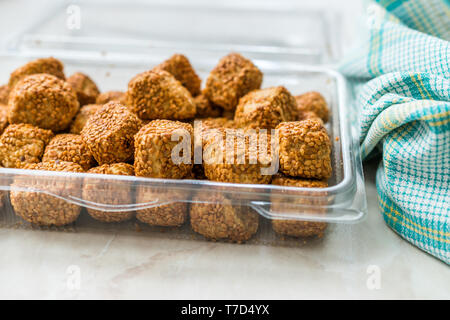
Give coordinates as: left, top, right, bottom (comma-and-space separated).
0, 0, 366, 245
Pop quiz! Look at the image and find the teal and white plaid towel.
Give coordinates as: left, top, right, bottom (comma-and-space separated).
340, 0, 450, 263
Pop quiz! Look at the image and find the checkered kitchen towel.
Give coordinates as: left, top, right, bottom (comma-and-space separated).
340, 0, 450, 263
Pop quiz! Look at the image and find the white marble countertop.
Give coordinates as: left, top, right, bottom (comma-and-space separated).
0, 0, 448, 300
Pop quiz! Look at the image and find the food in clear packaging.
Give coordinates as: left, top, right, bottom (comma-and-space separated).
10, 160, 84, 226
0, 123, 53, 168
135, 185, 188, 227
190, 192, 259, 243
271, 174, 328, 237
83, 163, 135, 223
0, 50, 353, 242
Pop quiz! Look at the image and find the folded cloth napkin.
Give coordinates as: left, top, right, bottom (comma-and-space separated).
340, 0, 450, 263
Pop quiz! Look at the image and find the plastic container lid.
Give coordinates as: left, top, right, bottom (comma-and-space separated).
5, 0, 341, 65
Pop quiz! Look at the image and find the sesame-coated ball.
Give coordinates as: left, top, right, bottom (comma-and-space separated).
134, 120, 193, 179
96, 91, 127, 105
271, 174, 328, 238
127, 69, 196, 120
194, 94, 223, 118
190, 192, 259, 243
0, 85, 10, 104
155, 54, 201, 96
196, 117, 236, 147
234, 86, 299, 129
8, 57, 65, 89
298, 110, 324, 125
0, 124, 53, 168
67, 72, 100, 106
43, 134, 94, 171
83, 163, 135, 223
88, 162, 135, 176
81, 102, 143, 165
135, 185, 188, 227
295, 91, 329, 123
8, 74, 80, 132
192, 118, 236, 180
0, 104, 8, 135
203, 128, 273, 184
199, 117, 236, 131
204, 53, 263, 111
277, 120, 332, 179
10, 160, 84, 226
69, 104, 103, 134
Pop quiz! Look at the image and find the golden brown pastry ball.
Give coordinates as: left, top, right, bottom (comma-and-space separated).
134, 120, 193, 179
0, 104, 8, 135
155, 54, 201, 96
81, 102, 142, 165
127, 69, 196, 120
295, 91, 329, 123
234, 86, 298, 129
95, 91, 127, 105
43, 134, 95, 171
0, 124, 53, 168
0, 85, 10, 104
8, 74, 79, 132
69, 104, 103, 134
277, 120, 332, 179
190, 192, 259, 243
83, 163, 135, 223
8, 57, 65, 89
10, 160, 84, 226
135, 185, 188, 227
67, 72, 100, 106
204, 53, 262, 111
203, 128, 273, 184
298, 110, 324, 125
195, 117, 236, 147
199, 117, 236, 131
271, 174, 328, 237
